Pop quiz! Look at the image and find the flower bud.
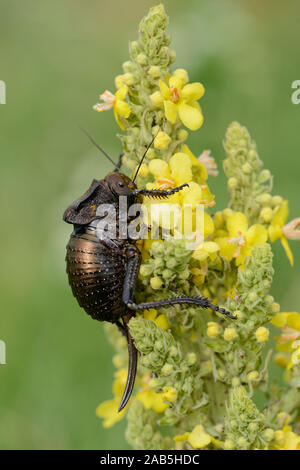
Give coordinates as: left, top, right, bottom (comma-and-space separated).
207, 321, 221, 338
232, 377, 240, 387
260, 207, 273, 223
145, 148, 156, 160
137, 53, 148, 65
222, 208, 233, 220
242, 163, 252, 174
262, 428, 274, 442
247, 371, 259, 381
154, 131, 171, 150
138, 163, 149, 178
161, 363, 173, 376
140, 264, 154, 277
150, 276, 163, 290
162, 269, 173, 280
258, 169, 271, 183
169, 50, 176, 63
177, 129, 189, 141
256, 193, 272, 206
224, 327, 238, 341
224, 440, 235, 450
270, 302, 280, 313
148, 65, 161, 78
115, 74, 124, 89
271, 195, 283, 207
173, 68, 189, 85
122, 73, 135, 86
187, 352, 197, 365
255, 327, 269, 343
150, 91, 164, 107
130, 41, 139, 54
237, 437, 247, 448
163, 386, 178, 403
228, 177, 238, 190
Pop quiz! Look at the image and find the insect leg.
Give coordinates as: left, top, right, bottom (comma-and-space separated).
122, 254, 235, 319
116, 320, 127, 337
131, 183, 189, 199
118, 313, 138, 412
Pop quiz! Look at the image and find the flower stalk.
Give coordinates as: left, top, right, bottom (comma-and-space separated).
93, 4, 300, 450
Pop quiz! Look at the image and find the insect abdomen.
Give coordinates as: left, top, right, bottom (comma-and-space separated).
65, 231, 126, 322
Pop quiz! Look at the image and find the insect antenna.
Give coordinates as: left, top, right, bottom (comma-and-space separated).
79, 127, 118, 169
132, 133, 156, 183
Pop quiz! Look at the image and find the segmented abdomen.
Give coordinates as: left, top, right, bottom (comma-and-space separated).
65, 231, 126, 322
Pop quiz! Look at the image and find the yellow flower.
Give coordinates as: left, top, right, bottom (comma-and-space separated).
93, 85, 131, 130
136, 389, 169, 413
255, 326, 269, 343
162, 386, 178, 403
153, 74, 204, 130
143, 307, 170, 330
150, 276, 163, 290
274, 426, 300, 450
154, 131, 171, 150
174, 425, 221, 449
268, 200, 300, 266
96, 368, 128, 428
169, 152, 193, 185
206, 321, 221, 338
215, 212, 268, 266
272, 312, 300, 369
192, 241, 220, 262
148, 159, 171, 180
182, 145, 208, 183
224, 327, 238, 342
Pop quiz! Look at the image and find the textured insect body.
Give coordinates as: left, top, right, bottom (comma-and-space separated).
64, 173, 136, 323
63, 134, 235, 412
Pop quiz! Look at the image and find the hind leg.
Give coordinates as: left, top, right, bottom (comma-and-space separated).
122, 247, 236, 319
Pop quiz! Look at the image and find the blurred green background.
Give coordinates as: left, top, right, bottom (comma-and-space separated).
0, 0, 300, 449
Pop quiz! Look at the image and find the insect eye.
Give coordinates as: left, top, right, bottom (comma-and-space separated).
118, 182, 125, 188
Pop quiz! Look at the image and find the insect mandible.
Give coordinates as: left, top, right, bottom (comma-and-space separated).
63, 130, 235, 412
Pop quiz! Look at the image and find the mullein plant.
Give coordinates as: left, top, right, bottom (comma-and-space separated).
93, 4, 300, 450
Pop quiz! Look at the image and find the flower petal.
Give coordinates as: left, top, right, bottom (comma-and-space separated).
169, 75, 183, 90
169, 152, 193, 185
246, 224, 268, 247
181, 82, 205, 102
159, 80, 170, 99
178, 103, 204, 130
115, 84, 128, 101
272, 313, 289, 328
215, 236, 236, 261
269, 224, 282, 242
226, 212, 248, 237
281, 236, 294, 266
273, 200, 289, 227
164, 100, 178, 123
96, 398, 126, 428
187, 425, 211, 449
115, 99, 130, 118
285, 312, 300, 331
113, 107, 125, 130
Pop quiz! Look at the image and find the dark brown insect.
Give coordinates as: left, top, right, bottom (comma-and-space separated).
63, 131, 235, 412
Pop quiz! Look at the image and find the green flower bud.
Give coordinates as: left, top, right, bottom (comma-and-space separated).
148, 65, 161, 78
137, 53, 148, 65
258, 169, 271, 183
